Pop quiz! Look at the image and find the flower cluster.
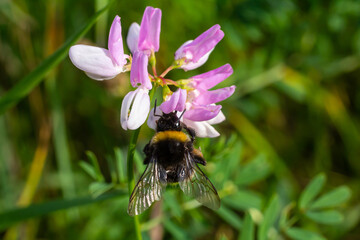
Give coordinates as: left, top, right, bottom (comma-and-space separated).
69, 6, 235, 138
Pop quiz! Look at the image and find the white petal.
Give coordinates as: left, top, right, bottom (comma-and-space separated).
69, 45, 123, 80
127, 23, 140, 54
85, 72, 118, 81
175, 40, 193, 60
120, 90, 137, 130
181, 48, 214, 71
147, 107, 162, 130
127, 88, 150, 130
206, 111, 225, 125
183, 119, 220, 138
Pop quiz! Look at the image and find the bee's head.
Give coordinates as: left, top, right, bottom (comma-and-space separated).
156, 112, 182, 132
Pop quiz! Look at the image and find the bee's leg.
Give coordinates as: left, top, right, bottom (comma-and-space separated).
182, 124, 196, 142
194, 155, 207, 166
143, 143, 152, 164
191, 148, 207, 166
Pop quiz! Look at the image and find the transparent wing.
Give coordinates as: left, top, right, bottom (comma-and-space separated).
179, 151, 220, 210
127, 157, 167, 216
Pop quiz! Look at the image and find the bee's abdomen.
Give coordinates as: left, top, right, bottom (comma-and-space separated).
155, 140, 186, 165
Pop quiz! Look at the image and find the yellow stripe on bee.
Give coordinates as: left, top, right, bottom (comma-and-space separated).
151, 131, 190, 144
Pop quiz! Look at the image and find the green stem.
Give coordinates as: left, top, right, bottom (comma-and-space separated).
127, 127, 142, 240
126, 86, 157, 240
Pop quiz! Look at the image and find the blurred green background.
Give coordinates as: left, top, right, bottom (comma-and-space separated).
0, 0, 359, 239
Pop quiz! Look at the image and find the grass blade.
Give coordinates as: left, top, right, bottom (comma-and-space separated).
0, 190, 126, 231
258, 195, 280, 240
239, 212, 255, 240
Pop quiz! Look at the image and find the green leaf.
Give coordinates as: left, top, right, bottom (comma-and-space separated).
236, 154, 272, 185
79, 161, 98, 180
239, 212, 254, 240
306, 210, 344, 225
299, 173, 326, 210
89, 182, 115, 197
258, 195, 280, 240
310, 186, 351, 210
0, 190, 126, 230
217, 204, 243, 229
86, 151, 104, 182
286, 227, 326, 240
223, 189, 263, 210
0, 2, 112, 114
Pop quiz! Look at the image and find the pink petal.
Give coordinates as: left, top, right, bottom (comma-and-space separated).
127, 22, 140, 54
184, 104, 222, 121
192, 64, 233, 90
183, 119, 220, 138
160, 90, 180, 114
130, 51, 152, 89
138, 7, 162, 52
69, 45, 123, 80
195, 86, 235, 105
175, 25, 224, 63
160, 88, 187, 114
108, 15, 125, 66
176, 89, 187, 112
206, 111, 225, 125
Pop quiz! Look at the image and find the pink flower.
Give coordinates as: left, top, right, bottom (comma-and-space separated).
148, 64, 235, 137
69, 16, 128, 80
175, 25, 224, 71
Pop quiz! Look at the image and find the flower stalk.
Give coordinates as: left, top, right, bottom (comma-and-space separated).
126, 126, 142, 240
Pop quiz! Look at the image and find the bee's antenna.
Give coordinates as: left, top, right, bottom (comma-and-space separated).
178, 109, 186, 120
154, 99, 161, 117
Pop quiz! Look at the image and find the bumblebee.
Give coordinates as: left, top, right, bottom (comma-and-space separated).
128, 111, 220, 216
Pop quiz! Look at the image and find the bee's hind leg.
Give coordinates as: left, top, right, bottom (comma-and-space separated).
192, 148, 207, 166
